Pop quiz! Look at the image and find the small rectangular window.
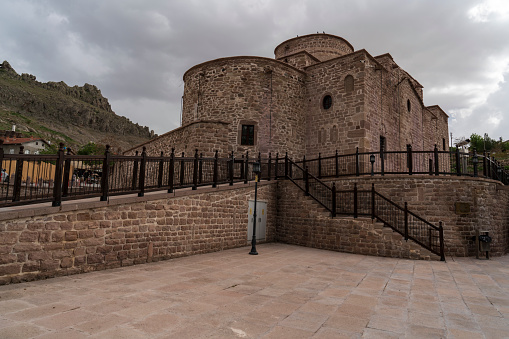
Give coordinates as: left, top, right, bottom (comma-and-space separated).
443, 138, 446, 150
241, 125, 255, 145
380, 136, 387, 159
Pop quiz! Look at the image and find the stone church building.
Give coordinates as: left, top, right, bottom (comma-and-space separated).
127, 33, 449, 158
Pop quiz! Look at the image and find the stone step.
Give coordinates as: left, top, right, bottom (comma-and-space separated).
300, 190, 440, 260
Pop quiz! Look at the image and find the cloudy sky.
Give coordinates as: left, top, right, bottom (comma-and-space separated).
1, 0, 508, 144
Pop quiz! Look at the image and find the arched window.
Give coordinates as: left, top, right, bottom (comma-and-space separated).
318, 128, 326, 144
322, 95, 332, 110
345, 75, 354, 92
330, 125, 338, 142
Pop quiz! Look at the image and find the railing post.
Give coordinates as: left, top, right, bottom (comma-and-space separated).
62, 147, 72, 197
380, 145, 385, 176
199, 153, 203, 184
138, 147, 147, 197
275, 153, 279, 180
168, 148, 174, 193
486, 152, 491, 179
331, 183, 337, 218
0, 140, 3, 184
355, 147, 360, 176
407, 144, 413, 175
212, 150, 218, 188
439, 221, 445, 261
371, 183, 375, 219
285, 152, 289, 178
193, 149, 198, 190
180, 152, 185, 187
404, 202, 409, 241
244, 151, 249, 184
132, 150, 139, 190
318, 152, 322, 178
353, 183, 358, 218
473, 148, 478, 178
158, 151, 164, 188
267, 152, 272, 181
229, 151, 234, 186
483, 151, 487, 177
304, 166, 309, 196
455, 147, 461, 176
335, 150, 339, 177
434, 144, 439, 176
100, 145, 111, 201
51, 143, 64, 206
240, 154, 245, 182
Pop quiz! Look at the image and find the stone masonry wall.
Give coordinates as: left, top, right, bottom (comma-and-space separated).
182, 57, 307, 159
329, 176, 509, 257
276, 180, 438, 260
0, 182, 277, 285
305, 51, 368, 157
124, 120, 229, 158
274, 34, 354, 63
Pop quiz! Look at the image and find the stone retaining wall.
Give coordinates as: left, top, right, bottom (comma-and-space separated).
328, 176, 509, 257
276, 180, 438, 260
0, 182, 277, 285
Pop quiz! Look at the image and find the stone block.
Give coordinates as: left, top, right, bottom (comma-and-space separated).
0, 263, 22, 275
0, 232, 18, 245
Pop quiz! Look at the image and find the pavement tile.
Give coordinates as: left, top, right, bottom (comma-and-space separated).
279, 310, 328, 332
313, 327, 356, 339
263, 325, 315, 339
408, 311, 445, 330
367, 315, 405, 334
0, 323, 48, 339
35, 328, 91, 339
32, 308, 100, 330
1, 244, 509, 338
88, 325, 148, 339
361, 327, 400, 338
3, 303, 77, 321
447, 328, 485, 339
129, 312, 185, 335
404, 324, 446, 338
0, 299, 36, 314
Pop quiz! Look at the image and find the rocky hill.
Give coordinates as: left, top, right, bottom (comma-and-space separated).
0, 60, 154, 152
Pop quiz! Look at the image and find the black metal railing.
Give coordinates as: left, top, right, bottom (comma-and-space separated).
285, 158, 445, 260
296, 145, 508, 185
0, 143, 281, 208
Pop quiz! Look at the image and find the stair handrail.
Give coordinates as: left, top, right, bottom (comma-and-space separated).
286, 158, 334, 215
372, 188, 445, 260
285, 158, 445, 261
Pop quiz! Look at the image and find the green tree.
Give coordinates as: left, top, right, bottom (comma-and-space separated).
77, 142, 105, 156
469, 133, 496, 152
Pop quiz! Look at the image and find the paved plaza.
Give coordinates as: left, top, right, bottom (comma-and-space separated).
1, 243, 509, 338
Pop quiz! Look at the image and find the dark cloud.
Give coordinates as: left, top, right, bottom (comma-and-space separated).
1, 0, 508, 141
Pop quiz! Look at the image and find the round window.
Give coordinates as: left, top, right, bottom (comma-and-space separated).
323, 95, 332, 110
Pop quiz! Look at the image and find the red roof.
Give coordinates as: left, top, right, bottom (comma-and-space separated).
0, 137, 46, 145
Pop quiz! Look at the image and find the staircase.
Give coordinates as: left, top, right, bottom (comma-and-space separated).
281, 157, 445, 261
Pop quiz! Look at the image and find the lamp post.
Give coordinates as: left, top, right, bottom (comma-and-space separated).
249, 161, 261, 255
370, 154, 375, 176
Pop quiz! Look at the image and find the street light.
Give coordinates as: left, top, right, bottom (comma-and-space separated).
370, 154, 375, 176
249, 161, 261, 255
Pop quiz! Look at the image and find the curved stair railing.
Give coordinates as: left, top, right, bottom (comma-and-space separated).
286, 158, 445, 261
